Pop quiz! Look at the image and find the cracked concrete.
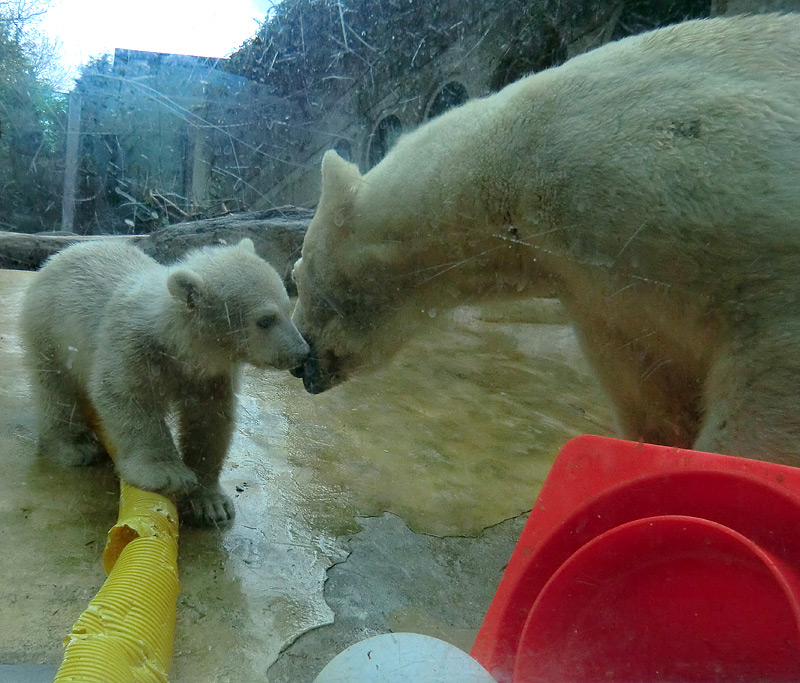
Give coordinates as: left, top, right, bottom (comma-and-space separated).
267, 512, 529, 682
0, 268, 614, 682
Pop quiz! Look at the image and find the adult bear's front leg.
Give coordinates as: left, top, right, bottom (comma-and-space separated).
694, 327, 800, 467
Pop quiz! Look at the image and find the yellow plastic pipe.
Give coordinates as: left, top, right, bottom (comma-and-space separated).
54, 420, 180, 683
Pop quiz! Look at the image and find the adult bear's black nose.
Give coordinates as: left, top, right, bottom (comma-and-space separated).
289, 344, 329, 394
300, 355, 327, 394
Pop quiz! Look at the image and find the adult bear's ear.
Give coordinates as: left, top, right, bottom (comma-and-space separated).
317, 150, 361, 229
238, 238, 256, 254
167, 268, 205, 309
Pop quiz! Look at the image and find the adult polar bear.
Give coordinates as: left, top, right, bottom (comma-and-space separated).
291, 14, 800, 464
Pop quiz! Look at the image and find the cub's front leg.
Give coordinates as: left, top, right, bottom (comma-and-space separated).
90, 353, 199, 495
177, 375, 237, 526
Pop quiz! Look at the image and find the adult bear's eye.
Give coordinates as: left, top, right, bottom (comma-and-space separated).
256, 314, 277, 329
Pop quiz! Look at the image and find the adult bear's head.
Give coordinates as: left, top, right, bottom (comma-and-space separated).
290, 150, 425, 394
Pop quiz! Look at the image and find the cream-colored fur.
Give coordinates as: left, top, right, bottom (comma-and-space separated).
21, 238, 309, 525
292, 14, 800, 464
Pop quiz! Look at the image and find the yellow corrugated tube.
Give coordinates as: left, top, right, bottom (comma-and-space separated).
54, 421, 180, 683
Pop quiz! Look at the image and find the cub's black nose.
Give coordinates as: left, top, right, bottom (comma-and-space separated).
290, 341, 314, 378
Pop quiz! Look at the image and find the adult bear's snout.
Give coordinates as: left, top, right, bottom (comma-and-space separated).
290, 343, 337, 394
300, 357, 327, 394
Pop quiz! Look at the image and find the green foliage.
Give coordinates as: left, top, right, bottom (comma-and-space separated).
226, 0, 474, 99
223, 0, 608, 116
226, 0, 712, 105
0, 19, 65, 232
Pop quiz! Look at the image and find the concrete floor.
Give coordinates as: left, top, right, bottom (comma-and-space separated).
0, 268, 614, 682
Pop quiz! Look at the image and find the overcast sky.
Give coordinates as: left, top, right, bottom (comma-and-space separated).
39, 0, 276, 77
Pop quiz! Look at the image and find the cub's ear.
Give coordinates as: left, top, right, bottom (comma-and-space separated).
317, 150, 362, 227
167, 268, 205, 309
238, 238, 256, 254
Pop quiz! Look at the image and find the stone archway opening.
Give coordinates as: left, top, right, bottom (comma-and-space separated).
426, 81, 469, 120
367, 115, 403, 168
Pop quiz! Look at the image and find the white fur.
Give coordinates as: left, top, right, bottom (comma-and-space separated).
292, 14, 800, 465
21, 239, 309, 525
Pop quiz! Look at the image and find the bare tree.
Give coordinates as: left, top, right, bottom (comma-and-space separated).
0, 0, 49, 36
0, 0, 68, 89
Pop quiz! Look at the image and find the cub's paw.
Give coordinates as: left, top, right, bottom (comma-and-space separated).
179, 485, 235, 527
116, 455, 199, 495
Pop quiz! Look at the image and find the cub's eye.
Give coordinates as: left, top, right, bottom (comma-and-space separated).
256, 314, 277, 329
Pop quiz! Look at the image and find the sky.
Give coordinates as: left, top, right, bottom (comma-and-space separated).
38, 0, 276, 80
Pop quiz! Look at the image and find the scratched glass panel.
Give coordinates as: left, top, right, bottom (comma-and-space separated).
8, 2, 799, 683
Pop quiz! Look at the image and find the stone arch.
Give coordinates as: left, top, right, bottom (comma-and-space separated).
366, 115, 403, 168
332, 139, 353, 162
426, 81, 469, 120
610, 0, 712, 39
489, 20, 566, 92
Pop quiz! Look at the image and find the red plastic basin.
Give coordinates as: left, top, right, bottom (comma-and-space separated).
471, 436, 800, 683
515, 515, 800, 682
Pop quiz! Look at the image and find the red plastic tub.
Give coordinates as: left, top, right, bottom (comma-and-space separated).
471, 435, 800, 683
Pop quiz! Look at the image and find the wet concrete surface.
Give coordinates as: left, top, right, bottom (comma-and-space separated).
0, 268, 614, 681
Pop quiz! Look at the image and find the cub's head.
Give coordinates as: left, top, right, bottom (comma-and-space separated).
167, 238, 309, 371
291, 151, 415, 393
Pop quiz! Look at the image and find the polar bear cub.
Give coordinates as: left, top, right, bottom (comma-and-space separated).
21, 238, 309, 525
